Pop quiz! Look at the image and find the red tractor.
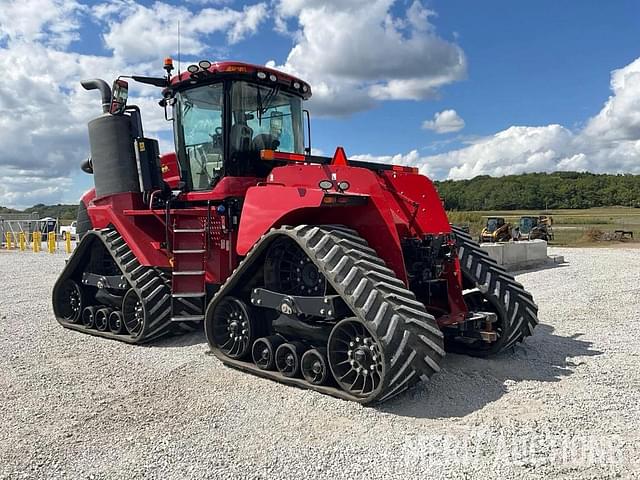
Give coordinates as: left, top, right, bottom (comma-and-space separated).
53, 59, 538, 404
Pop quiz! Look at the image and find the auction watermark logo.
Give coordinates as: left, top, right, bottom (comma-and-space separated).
403, 428, 639, 469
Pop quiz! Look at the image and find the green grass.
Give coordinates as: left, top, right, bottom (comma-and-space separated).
448, 207, 640, 246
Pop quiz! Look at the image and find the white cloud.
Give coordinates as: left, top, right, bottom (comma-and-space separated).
0, 0, 85, 48
434, 125, 576, 179
582, 57, 640, 141
422, 109, 465, 133
0, 175, 73, 207
270, 0, 465, 116
0, 0, 267, 208
351, 150, 439, 177
357, 57, 640, 180
93, 1, 268, 63
1, 0, 637, 209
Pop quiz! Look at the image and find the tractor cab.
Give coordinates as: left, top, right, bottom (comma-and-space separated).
518, 216, 537, 235
486, 217, 505, 233
164, 61, 311, 191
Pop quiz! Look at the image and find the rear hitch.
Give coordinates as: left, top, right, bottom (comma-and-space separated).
445, 311, 498, 343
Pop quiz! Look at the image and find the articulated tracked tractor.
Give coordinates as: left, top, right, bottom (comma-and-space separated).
53, 59, 538, 404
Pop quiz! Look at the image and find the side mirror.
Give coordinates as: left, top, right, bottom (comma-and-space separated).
110, 79, 129, 115
159, 96, 176, 121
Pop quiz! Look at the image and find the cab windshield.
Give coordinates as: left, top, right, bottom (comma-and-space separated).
519, 217, 535, 234
174, 80, 305, 189
486, 218, 503, 232
229, 81, 304, 170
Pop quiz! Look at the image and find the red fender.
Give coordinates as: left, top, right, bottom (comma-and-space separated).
236, 185, 325, 255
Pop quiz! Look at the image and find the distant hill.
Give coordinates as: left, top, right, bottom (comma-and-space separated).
0, 204, 78, 220
435, 172, 640, 210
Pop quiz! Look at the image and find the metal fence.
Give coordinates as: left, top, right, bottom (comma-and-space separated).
0, 215, 75, 253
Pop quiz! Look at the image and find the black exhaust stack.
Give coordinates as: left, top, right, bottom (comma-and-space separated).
80, 77, 166, 201
81, 79, 112, 114
81, 78, 140, 198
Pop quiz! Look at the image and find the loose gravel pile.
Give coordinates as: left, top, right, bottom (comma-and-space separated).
0, 247, 639, 479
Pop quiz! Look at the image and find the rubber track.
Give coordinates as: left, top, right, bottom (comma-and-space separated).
452, 226, 539, 354
53, 227, 175, 344
206, 225, 445, 404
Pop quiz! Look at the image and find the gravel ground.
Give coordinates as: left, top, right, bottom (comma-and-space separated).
0, 247, 639, 479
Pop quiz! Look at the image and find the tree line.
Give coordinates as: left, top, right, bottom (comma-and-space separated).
435, 172, 640, 210
1, 171, 639, 217
0, 204, 79, 220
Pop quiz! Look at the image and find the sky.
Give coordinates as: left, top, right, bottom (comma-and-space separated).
0, 0, 639, 208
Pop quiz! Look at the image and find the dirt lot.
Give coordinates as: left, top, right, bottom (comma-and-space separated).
0, 247, 639, 479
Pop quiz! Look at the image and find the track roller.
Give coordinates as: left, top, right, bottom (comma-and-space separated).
82, 306, 97, 328
210, 297, 256, 360
275, 342, 306, 378
53, 280, 83, 324
252, 336, 284, 370
94, 307, 111, 332
301, 348, 329, 385
108, 310, 125, 334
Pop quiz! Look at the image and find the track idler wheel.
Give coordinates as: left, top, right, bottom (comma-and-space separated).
211, 297, 256, 360
82, 306, 97, 328
122, 289, 145, 336
327, 318, 385, 399
251, 335, 284, 370
275, 342, 306, 378
54, 279, 83, 324
108, 310, 126, 334
301, 348, 329, 385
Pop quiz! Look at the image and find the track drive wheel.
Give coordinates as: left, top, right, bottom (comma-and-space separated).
264, 237, 327, 296
210, 297, 257, 360
327, 318, 385, 400
53, 280, 83, 324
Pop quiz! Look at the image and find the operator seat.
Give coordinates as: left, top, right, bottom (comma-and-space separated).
230, 123, 253, 154
252, 133, 280, 151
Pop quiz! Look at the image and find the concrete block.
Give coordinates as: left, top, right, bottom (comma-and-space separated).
502, 243, 524, 267
479, 243, 503, 265
549, 254, 565, 264
479, 240, 551, 271
524, 239, 547, 263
